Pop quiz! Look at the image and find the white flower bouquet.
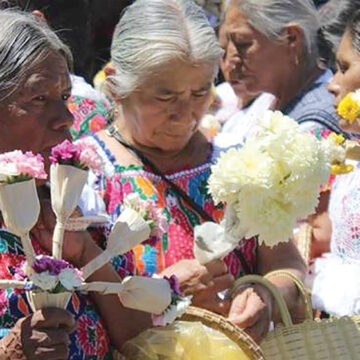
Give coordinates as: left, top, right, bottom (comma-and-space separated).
195, 111, 335, 262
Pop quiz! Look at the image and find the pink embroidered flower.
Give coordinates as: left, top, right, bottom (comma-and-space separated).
0, 150, 47, 182
89, 114, 107, 132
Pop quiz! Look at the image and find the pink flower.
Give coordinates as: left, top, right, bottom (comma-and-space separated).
0, 150, 47, 181
76, 138, 103, 172
50, 140, 80, 165
50, 139, 102, 172
33, 255, 72, 275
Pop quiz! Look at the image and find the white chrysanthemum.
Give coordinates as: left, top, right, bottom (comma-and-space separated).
257, 110, 299, 136
321, 136, 346, 164
208, 110, 331, 247
31, 271, 58, 291
59, 268, 83, 291
0, 162, 19, 181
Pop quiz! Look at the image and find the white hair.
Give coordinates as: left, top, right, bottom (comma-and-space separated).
226, 0, 320, 58
106, 0, 223, 99
0, 10, 72, 102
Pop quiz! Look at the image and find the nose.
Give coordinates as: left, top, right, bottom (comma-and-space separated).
51, 99, 74, 131
169, 95, 196, 125
327, 72, 342, 101
223, 42, 242, 81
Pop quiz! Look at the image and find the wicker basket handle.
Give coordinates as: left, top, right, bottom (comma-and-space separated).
231, 275, 293, 327
264, 270, 313, 320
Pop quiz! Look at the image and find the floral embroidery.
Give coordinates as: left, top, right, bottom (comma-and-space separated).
69, 95, 110, 140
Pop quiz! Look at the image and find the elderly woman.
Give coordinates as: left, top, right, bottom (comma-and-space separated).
220, 0, 345, 135
86, 0, 306, 343
0, 10, 151, 360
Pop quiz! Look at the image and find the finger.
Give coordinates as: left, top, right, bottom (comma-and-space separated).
205, 259, 228, 277
34, 329, 71, 347
228, 289, 249, 319
33, 344, 69, 360
32, 308, 76, 332
228, 291, 265, 328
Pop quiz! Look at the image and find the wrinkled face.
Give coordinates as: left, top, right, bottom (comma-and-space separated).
218, 21, 254, 100
120, 60, 215, 152
328, 31, 360, 106
0, 51, 73, 170
221, 5, 293, 96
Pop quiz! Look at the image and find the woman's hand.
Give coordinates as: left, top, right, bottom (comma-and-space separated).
160, 259, 234, 315
2, 308, 76, 360
339, 118, 360, 134
228, 284, 273, 343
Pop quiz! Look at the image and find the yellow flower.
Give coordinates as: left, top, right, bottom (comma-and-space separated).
337, 93, 360, 124
331, 163, 354, 175
328, 132, 345, 145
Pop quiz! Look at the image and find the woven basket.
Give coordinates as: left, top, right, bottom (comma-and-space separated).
181, 306, 265, 360
233, 274, 360, 360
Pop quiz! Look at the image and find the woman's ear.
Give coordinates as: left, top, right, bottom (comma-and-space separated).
31, 10, 47, 24
284, 24, 304, 51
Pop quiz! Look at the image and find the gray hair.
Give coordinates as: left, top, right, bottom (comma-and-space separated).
106, 0, 223, 99
226, 0, 320, 59
0, 9, 72, 102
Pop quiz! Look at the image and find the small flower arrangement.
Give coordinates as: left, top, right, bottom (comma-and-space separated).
28, 255, 84, 293
337, 90, 360, 125
123, 193, 168, 238
50, 139, 102, 172
0, 150, 46, 265
0, 150, 47, 184
152, 275, 192, 327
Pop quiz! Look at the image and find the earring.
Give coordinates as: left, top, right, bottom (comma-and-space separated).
295, 55, 299, 66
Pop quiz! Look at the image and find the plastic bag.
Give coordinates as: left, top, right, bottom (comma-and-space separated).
122, 321, 251, 360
